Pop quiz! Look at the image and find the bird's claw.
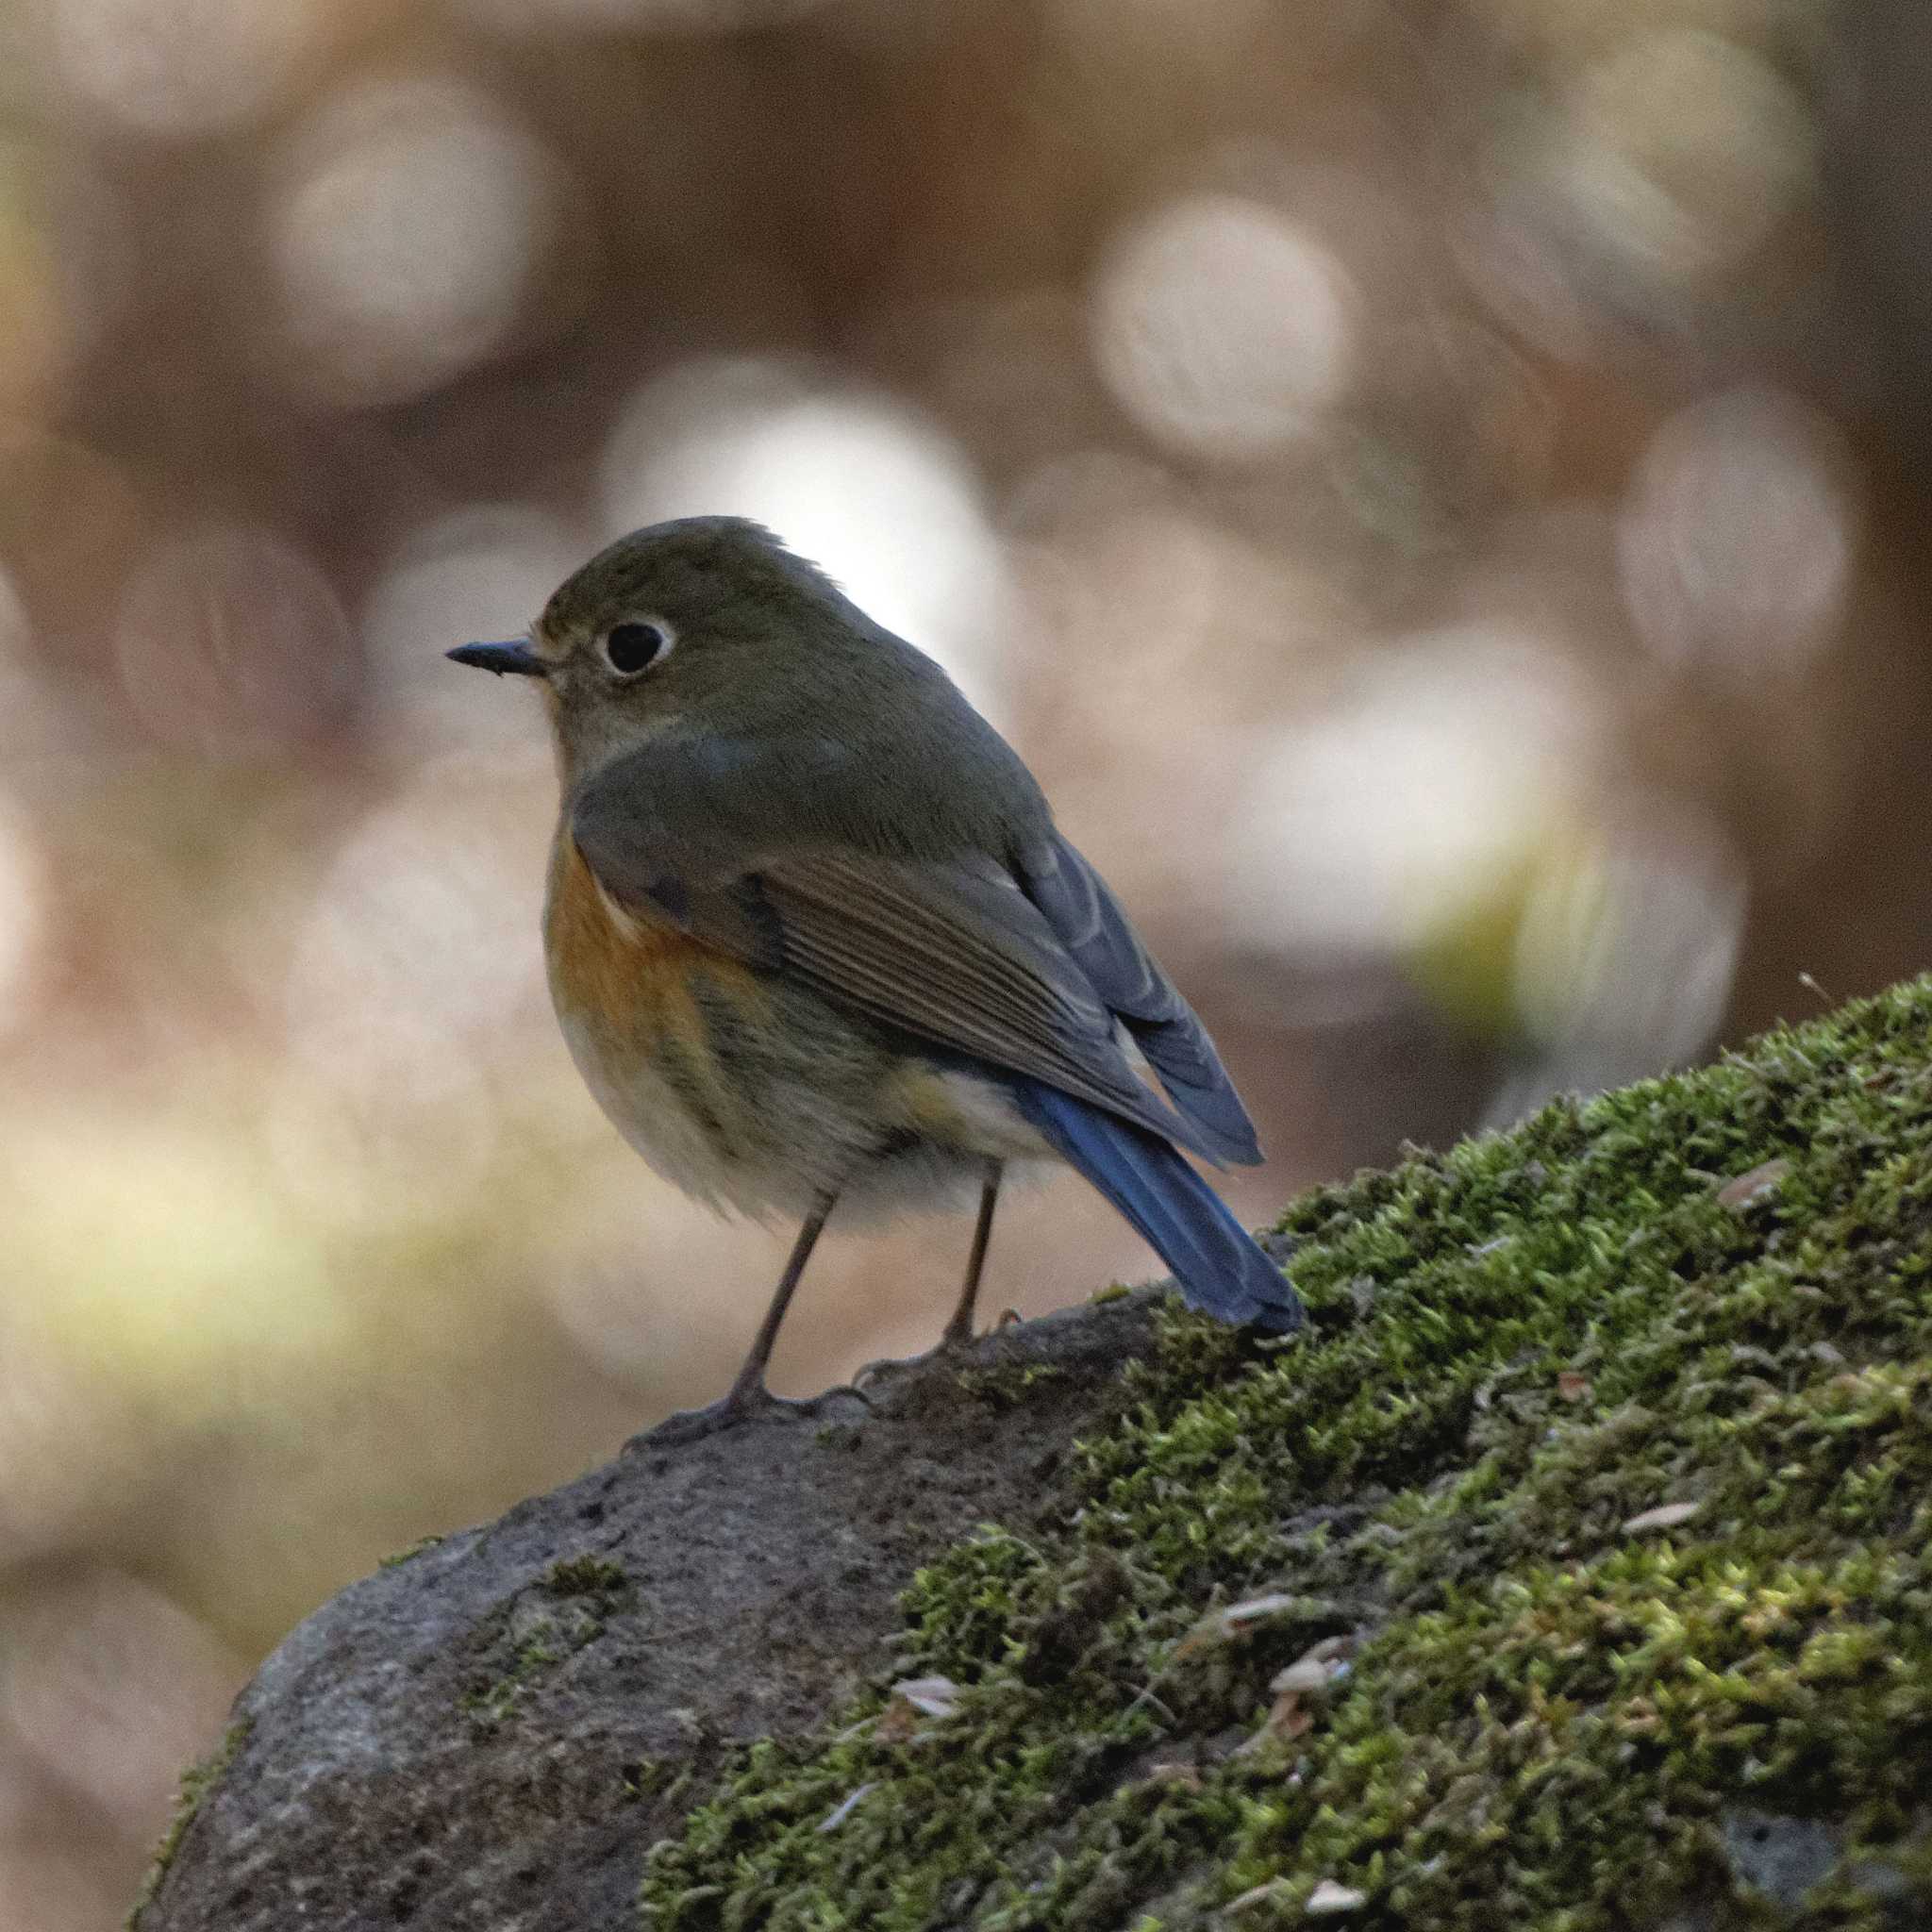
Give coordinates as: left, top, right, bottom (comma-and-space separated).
855, 1303, 1024, 1391
638, 1380, 871, 1447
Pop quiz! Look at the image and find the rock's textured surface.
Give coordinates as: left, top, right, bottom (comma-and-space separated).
132, 1294, 1170, 1931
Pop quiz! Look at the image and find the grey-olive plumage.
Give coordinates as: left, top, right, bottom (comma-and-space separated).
448, 516, 1298, 1439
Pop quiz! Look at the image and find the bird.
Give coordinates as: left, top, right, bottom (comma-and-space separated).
448, 516, 1302, 1440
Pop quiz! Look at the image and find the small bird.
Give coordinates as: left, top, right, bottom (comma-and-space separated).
449, 517, 1301, 1439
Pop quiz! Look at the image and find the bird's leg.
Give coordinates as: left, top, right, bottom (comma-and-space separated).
643, 1193, 864, 1444
858, 1162, 1004, 1387
942, 1164, 1003, 1346
727, 1195, 835, 1402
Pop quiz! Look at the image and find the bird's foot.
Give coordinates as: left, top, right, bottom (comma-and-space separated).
639, 1379, 871, 1447
854, 1307, 1021, 1391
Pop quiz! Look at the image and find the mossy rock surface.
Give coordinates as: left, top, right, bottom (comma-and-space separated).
642, 977, 1932, 1930
136, 980, 1932, 1931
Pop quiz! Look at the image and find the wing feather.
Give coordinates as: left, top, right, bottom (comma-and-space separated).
760, 853, 1216, 1153
1016, 831, 1262, 1163
568, 743, 1249, 1162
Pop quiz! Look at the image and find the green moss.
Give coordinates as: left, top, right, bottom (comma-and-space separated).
378, 1532, 445, 1569
637, 977, 1932, 1929
462, 1552, 633, 1727
128, 1718, 250, 1927
625, 1757, 685, 1804
543, 1554, 630, 1601
957, 1361, 1071, 1410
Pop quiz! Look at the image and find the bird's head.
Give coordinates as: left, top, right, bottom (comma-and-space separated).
447, 516, 874, 784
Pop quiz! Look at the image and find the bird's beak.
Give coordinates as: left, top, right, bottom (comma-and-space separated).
446, 641, 549, 678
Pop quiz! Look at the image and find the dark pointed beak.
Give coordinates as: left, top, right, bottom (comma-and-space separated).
446, 641, 549, 678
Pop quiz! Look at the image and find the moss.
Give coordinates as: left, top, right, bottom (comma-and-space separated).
543, 1554, 630, 1601
378, 1532, 445, 1569
127, 1719, 251, 1927
956, 1361, 1072, 1411
461, 1552, 634, 1727
636, 976, 1932, 1929
625, 1757, 688, 1805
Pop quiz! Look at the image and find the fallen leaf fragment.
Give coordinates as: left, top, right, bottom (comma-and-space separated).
1716, 1158, 1790, 1209
1274, 1634, 1351, 1690
1271, 1657, 1332, 1697
1224, 1878, 1290, 1914
1174, 1591, 1303, 1660
816, 1782, 876, 1833
1241, 1636, 1354, 1754
892, 1675, 960, 1718
1624, 1500, 1699, 1535
1306, 1878, 1368, 1914
1221, 1591, 1301, 1632
875, 1674, 960, 1740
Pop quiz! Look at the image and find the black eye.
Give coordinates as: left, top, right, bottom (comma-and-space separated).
602, 621, 671, 675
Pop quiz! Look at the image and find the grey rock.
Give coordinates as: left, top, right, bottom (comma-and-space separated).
133, 1291, 1167, 1932
1719, 1809, 1840, 1911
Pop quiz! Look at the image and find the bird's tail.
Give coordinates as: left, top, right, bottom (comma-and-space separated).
1009, 1081, 1304, 1333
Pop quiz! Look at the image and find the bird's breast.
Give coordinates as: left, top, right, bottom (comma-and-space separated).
541, 830, 1058, 1219
543, 831, 774, 1206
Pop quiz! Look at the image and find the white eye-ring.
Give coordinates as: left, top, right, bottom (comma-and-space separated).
600, 618, 675, 676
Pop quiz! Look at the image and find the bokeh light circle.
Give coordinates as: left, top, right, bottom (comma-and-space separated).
113, 524, 352, 755
1230, 625, 1603, 957
51, 0, 322, 136
601, 358, 1009, 719
1557, 30, 1815, 289
269, 77, 567, 406
1091, 192, 1357, 461
1618, 386, 1854, 675
281, 771, 547, 1092
0, 787, 52, 1038
1511, 795, 1745, 1069
363, 504, 588, 751
2, 1570, 242, 1830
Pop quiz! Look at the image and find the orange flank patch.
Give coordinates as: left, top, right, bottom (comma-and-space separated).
544, 834, 749, 1045
544, 833, 791, 1196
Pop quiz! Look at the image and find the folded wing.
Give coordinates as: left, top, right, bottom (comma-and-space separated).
1013, 830, 1262, 1164
569, 741, 1257, 1163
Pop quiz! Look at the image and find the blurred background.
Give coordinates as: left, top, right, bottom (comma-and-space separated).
2, 0, 1931, 1919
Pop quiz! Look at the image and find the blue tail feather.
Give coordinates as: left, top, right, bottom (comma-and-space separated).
1009, 1079, 1303, 1333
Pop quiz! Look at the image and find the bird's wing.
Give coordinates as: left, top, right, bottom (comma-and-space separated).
1013, 831, 1262, 1165
568, 743, 1223, 1158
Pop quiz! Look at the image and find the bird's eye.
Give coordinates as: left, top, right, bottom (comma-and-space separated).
602, 620, 672, 676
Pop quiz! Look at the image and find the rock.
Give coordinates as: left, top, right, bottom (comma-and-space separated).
1719, 1810, 1840, 1912
135, 977, 1932, 1932
132, 1292, 1166, 1932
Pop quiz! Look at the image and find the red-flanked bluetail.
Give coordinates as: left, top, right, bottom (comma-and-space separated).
448, 516, 1302, 1439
